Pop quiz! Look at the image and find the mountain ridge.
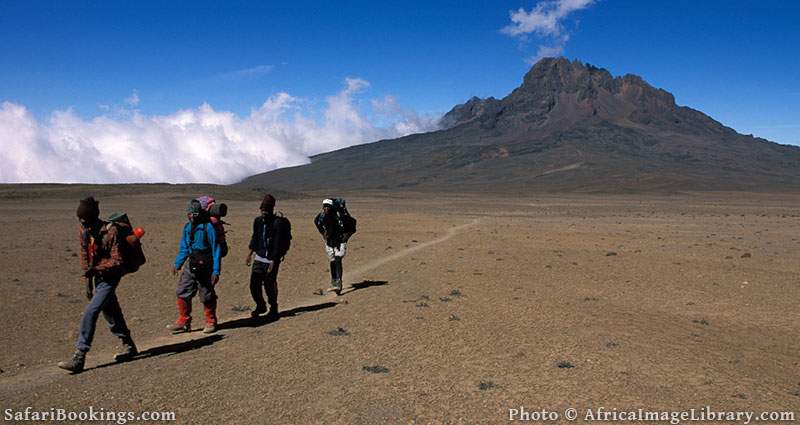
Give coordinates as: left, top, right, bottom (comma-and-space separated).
240, 57, 800, 193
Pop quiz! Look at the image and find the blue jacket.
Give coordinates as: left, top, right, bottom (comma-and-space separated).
174, 222, 221, 276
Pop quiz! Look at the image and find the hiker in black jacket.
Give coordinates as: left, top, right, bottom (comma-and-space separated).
315, 199, 347, 294
245, 194, 290, 321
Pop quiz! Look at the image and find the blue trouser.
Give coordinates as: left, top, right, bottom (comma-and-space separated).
75, 278, 132, 353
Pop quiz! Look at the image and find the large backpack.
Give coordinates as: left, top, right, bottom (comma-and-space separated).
331, 197, 357, 237
107, 212, 147, 275
197, 196, 229, 257
339, 210, 357, 236
273, 213, 292, 259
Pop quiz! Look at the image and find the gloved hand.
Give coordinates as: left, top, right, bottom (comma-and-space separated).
84, 278, 93, 300
83, 267, 96, 278
212, 274, 220, 286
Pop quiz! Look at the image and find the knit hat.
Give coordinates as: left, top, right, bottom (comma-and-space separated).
260, 194, 276, 211
322, 198, 334, 207
76, 196, 100, 221
187, 199, 203, 215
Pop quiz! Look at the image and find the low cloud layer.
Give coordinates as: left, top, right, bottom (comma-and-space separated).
0, 79, 440, 184
502, 0, 594, 63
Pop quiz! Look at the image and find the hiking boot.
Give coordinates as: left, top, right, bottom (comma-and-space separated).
265, 307, 280, 322
58, 351, 86, 373
113, 339, 138, 362
166, 322, 191, 334
250, 305, 267, 318
202, 300, 218, 333
168, 297, 192, 334
334, 279, 343, 295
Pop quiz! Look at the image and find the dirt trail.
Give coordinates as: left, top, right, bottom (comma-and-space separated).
0, 218, 479, 394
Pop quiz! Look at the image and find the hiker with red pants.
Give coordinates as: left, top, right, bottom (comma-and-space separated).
245, 194, 292, 321
167, 199, 222, 334
58, 197, 138, 373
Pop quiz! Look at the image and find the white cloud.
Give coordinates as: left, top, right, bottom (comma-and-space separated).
125, 89, 140, 107
371, 95, 442, 135
502, 0, 593, 62
221, 64, 274, 80
0, 79, 441, 184
527, 44, 566, 65
502, 0, 593, 37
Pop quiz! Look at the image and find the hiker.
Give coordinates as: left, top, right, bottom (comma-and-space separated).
168, 199, 222, 334
314, 198, 356, 294
245, 194, 292, 321
58, 197, 138, 373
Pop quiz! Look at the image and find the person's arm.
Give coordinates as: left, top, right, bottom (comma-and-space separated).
208, 223, 221, 277
78, 226, 90, 273
78, 226, 93, 298
314, 213, 325, 235
246, 218, 258, 265
248, 217, 259, 252
174, 224, 189, 271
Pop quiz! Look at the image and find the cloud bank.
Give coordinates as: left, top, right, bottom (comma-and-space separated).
502, 0, 594, 63
0, 79, 440, 184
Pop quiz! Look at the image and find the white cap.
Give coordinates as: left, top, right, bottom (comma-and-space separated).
322, 198, 334, 206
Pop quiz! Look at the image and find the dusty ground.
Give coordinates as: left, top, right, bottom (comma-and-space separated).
0, 191, 798, 424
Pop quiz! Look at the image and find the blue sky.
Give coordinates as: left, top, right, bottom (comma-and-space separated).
0, 1, 798, 183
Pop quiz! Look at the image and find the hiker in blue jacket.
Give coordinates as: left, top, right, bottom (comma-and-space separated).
167, 199, 222, 334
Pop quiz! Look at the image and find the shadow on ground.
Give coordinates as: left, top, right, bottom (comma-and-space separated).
219, 301, 339, 330
339, 279, 389, 295
81, 280, 389, 372
222, 280, 389, 329
90, 334, 224, 371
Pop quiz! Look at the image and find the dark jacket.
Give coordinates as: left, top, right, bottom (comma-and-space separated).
79, 221, 126, 279
314, 211, 344, 247
249, 214, 288, 261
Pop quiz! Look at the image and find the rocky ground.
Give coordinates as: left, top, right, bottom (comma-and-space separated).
0, 191, 798, 423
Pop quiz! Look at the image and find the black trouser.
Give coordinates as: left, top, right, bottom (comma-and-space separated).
250, 260, 280, 312
329, 258, 343, 281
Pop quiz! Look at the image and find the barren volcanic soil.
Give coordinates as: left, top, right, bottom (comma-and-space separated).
1, 191, 798, 423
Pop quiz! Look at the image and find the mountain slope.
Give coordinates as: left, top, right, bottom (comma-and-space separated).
240, 58, 800, 192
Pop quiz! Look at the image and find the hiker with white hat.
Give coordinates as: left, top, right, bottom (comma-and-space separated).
314, 198, 356, 295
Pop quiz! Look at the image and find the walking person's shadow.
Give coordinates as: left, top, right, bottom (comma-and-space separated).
81, 280, 389, 372
89, 334, 225, 371
219, 302, 339, 330
220, 279, 389, 329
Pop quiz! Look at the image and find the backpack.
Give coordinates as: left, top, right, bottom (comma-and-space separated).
187, 222, 216, 272
196, 196, 229, 257
332, 197, 347, 212
331, 197, 357, 236
339, 210, 357, 236
273, 213, 292, 259
107, 212, 147, 275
